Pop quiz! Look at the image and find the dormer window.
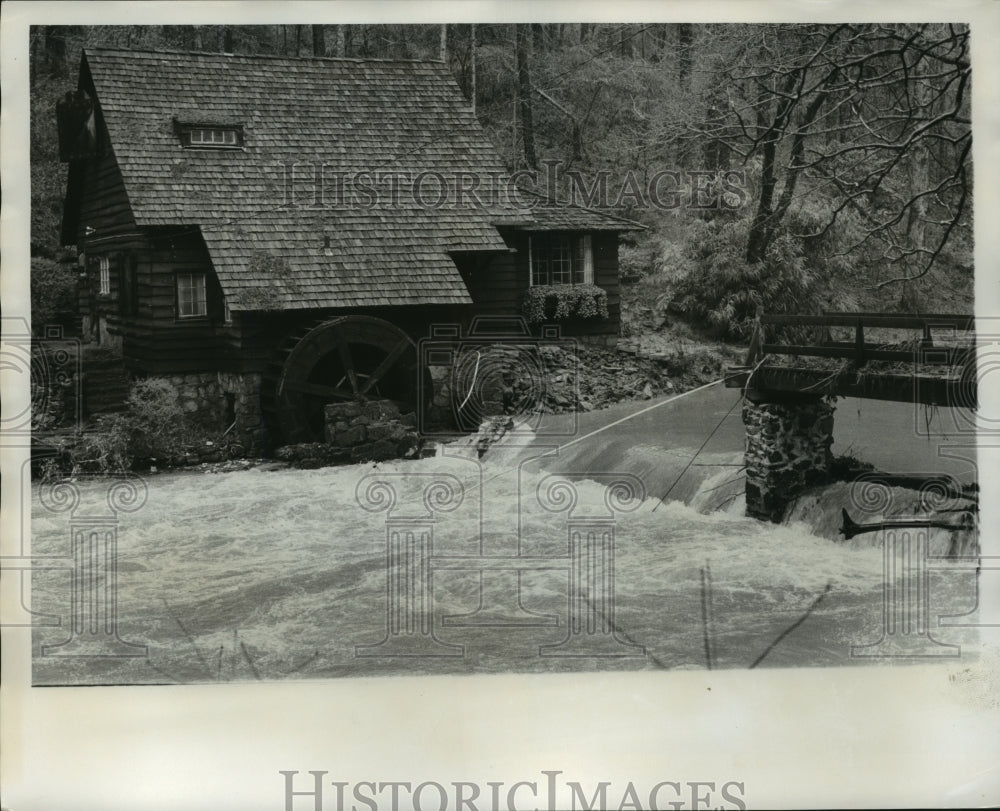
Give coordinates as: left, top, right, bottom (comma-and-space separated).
190, 128, 237, 146
174, 119, 244, 149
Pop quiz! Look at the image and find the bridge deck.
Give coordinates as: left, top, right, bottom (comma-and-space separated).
725, 364, 971, 406
725, 312, 976, 407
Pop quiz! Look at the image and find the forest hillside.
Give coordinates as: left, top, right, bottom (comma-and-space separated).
30, 23, 974, 341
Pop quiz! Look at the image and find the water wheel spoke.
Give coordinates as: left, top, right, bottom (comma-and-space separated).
269, 315, 420, 444
334, 330, 360, 395
360, 339, 412, 396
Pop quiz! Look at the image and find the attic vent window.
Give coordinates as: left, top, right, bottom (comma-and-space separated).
191, 128, 237, 146
175, 121, 244, 149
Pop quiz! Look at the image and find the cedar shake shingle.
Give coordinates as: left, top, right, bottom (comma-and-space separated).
83, 47, 639, 311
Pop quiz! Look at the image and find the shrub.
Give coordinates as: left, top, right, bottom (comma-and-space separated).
618, 243, 655, 284
31, 257, 78, 334
30, 343, 79, 432
68, 414, 133, 474
665, 199, 858, 340
64, 378, 215, 474
123, 378, 202, 462
522, 284, 609, 324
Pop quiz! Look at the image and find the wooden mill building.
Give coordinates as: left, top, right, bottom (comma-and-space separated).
58, 47, 637, 449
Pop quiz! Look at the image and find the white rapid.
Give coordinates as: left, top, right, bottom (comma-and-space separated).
30, 421, 981, 685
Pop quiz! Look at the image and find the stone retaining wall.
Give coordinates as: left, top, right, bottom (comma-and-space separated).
743, 397, 835, 522
151, 371, 268, 454
217, 372, 268, 454
324, 399, 420, 463
163, 372, 222, 417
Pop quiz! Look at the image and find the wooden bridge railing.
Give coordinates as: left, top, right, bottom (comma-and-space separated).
748, 312, 976, 368
728, 311, 977, 406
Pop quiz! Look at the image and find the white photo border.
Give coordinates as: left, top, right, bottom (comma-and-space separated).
3, 2, 999, 809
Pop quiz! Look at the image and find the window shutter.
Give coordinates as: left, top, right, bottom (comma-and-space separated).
528, 235, 535, 286
572, 236, 583, 284
581, 234, 594, 284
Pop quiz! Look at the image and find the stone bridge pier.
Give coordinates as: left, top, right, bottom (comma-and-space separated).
742, 392, 836, 522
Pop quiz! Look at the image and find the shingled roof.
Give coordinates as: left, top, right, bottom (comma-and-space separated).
79, 47, 635, 312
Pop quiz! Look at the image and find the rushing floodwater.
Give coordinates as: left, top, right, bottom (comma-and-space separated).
30, 428, 981, 685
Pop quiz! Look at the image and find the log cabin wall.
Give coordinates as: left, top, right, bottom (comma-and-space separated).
66, 151, 135, 243
67, 128, 139, 346
135, 229, 239, 374
80, 227, 240, 375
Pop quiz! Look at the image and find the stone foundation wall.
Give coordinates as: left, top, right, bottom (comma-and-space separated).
743, 397, 835, 522
163, 372, 223, 419
323, 399, 420, 463
150, 371, 268, 455
217, 372, 268, 454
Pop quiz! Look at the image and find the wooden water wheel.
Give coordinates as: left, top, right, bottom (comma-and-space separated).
263, 315, 421, 444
